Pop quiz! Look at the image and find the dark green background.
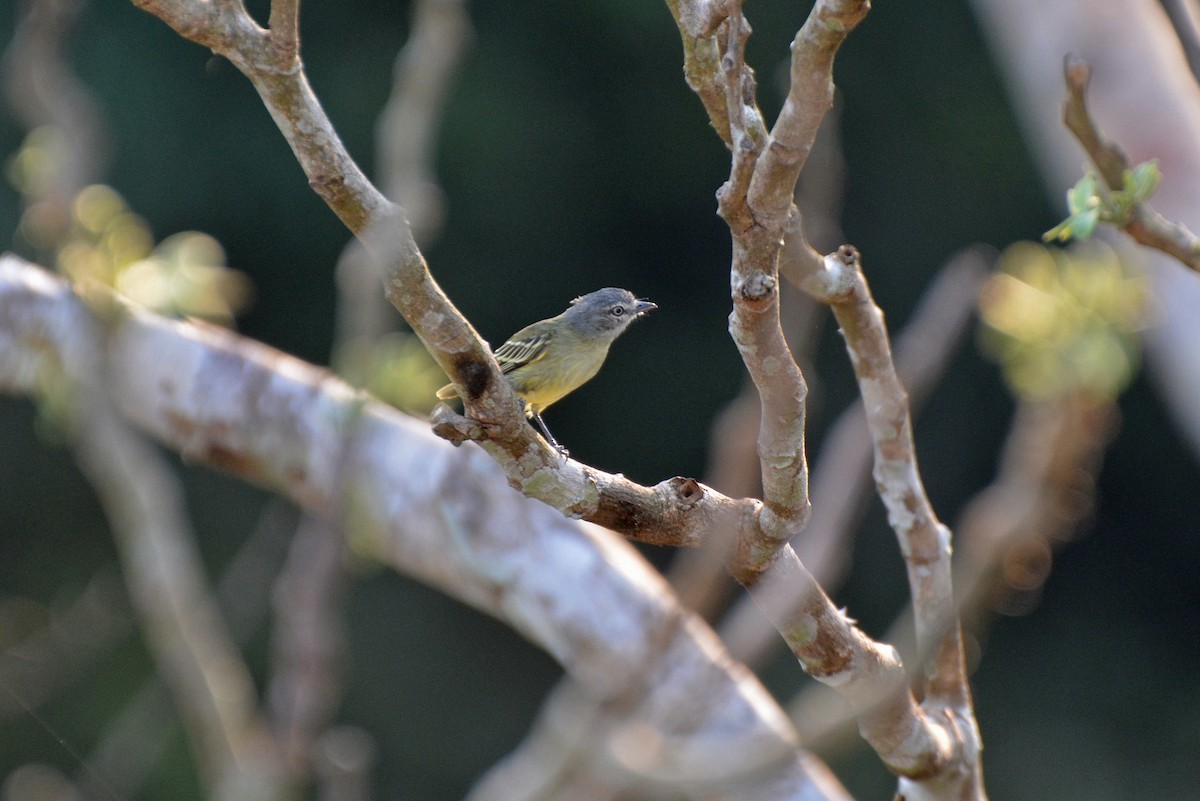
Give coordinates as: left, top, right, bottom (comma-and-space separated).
2, 1, 1198, 799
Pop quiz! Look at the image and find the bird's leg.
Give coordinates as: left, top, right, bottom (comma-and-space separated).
529, 411, 569, 458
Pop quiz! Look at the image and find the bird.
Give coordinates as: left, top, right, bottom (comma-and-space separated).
436, 287, 656, 454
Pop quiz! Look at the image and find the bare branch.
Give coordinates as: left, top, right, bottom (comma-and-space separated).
116, 6, 992, 790
748, 0, 869, 233
268, 516, 348, 773
805, 247, 965, 698
803, 246, 984, 797
747, 547, 955, 779
131, 0, 586, 480
1061, 55, 1200, 272
664, 0, 733, 145
956, 396, 1117, 621
701, 0, 865, 577
722, 251, 989, 668
69, 334, 284, 799
268, 0, 300, 60
663, 2, 985, 787
130, 0, 262, 55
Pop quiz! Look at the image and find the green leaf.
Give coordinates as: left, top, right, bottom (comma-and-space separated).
1067, 173, 1098, 214
1069, 207, 1100, 240
1128, 159, 1161, 202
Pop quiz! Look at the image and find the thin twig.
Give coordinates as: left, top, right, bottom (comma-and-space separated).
663, 0, 733, 145
1061, 55, 1200, 272
805, 247, 966, 701
268, 516, 348, 773
83, 504, 295, 800
72, 354, 285, 799
956, 396, 1116, 622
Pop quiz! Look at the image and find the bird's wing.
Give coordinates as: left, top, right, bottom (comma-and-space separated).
494, 325, 553, 373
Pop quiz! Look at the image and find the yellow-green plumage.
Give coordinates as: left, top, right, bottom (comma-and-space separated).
435, 288, 656, 450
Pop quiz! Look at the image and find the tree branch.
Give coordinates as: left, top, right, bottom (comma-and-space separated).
722, 251, 989, 668
664, 0, 733, 145
1061, 54, 1200, 272
805, 247, 966, 701
131, 0, 621, 490
749, 0, 868, 232
803, 246, 984, 799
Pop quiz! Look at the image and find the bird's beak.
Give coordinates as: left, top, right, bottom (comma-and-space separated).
634, 299, 657, 318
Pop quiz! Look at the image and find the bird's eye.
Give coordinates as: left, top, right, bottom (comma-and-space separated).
610, 306, 625, 317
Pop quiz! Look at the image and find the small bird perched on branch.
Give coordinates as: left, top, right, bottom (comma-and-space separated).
436, 287, 656, 454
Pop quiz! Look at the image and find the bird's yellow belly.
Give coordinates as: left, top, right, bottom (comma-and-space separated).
509, 347, 607, 415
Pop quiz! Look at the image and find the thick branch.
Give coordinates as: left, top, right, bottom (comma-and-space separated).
2, 257, 961, 783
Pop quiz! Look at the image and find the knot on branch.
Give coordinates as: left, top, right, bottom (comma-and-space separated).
836, 243, 859, 267
803, 243, 860, 301
430, 404, 486, 446
736, 271, 777, 309
716, 180, 756, 234
670, 476, 706, 509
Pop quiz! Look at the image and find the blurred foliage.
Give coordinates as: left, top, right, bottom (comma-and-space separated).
979, 241, 1149, 402
336, 332, 444, 416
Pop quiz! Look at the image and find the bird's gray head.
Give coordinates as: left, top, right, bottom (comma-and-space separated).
563, 287, 656, 338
